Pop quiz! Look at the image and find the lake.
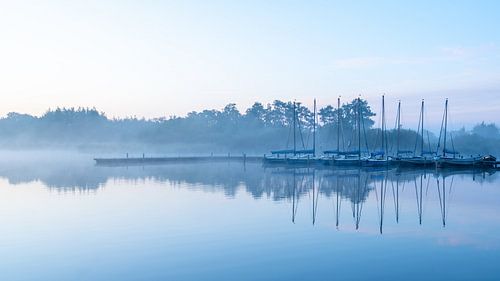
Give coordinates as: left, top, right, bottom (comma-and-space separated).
0, 155, 499, 280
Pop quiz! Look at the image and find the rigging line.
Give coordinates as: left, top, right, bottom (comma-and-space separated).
373, 129, 380, 152
362, 114, 370, 153
374, 108, 382, 151
393, 104, 399, 130
383, 97, 387, 154
348, 116, 357, 150
340, 112, 346, 151
427, 131, 432, 155
413, 106, 423, 157
286, 122, 292, 149
296, 111, 307, 150
450, 133, 456, 156
305, 128, 311, 149
437, 103, 447, 154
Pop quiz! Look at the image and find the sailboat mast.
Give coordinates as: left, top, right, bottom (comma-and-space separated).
358, 97, 361, 160
313, 99, 316, 157
293, 101, 297, 155
421, 99, 424, 157
443, 99, 448, 157
397, 100, 401, 157
337, 97, 341, 153
382, 95, 385, 158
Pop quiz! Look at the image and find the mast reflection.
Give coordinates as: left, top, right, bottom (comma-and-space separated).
273, 166, 470, 233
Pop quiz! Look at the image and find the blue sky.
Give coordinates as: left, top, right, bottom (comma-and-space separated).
0, 0, 499, 130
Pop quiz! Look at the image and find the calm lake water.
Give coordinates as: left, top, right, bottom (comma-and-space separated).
0, 156, 500, 280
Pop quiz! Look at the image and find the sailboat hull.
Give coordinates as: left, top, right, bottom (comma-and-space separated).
286, 157, 319, 166
436, 157, 487, 168
324, 158, 363, 166
263, 157, 288, 165
397, 157, 435, 167
361, 159, 392, 167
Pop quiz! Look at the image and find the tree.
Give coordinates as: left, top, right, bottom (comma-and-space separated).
318, 105, 336, 125
341, 98, 375, 129
472, 122, 499, 139
245, 102, 266, 124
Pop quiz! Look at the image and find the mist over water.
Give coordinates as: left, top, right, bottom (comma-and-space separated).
0, 151, 499, 280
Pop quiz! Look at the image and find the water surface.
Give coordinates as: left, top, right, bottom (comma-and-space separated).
0, 157, 499, 280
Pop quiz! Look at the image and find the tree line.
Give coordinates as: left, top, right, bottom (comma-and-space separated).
0, 100, 498, 155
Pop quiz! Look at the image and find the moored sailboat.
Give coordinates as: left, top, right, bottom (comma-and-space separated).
263, 101, 299, 165
397, 99, 435, 167
287, 99, 319, 165
362, 95, 391, 167
264, 100, 318, 166
322, 97, 367, 166
330, 97, 367, 166
435, 99, 493, 168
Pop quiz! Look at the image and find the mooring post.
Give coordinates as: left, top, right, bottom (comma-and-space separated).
126, 153, 129, 159
243, 153, 246, 164
142, 153, 145, 159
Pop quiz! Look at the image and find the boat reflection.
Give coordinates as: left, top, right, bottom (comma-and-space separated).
0, 159, 495, 233
269, 166, 487, 233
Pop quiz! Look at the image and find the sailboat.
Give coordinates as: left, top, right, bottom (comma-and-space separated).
330, 97, 367, 166
287, 99, 318, 165
435, 99, 485, 168
263, 102, 299, 165
264, 101, 316, 165
322, 96, 361, 166
363, 95, 390, 167
321, 97, 361, 166
397, 100, 435, 167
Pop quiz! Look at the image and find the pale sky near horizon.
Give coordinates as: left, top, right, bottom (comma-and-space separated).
0, 0, 499, 130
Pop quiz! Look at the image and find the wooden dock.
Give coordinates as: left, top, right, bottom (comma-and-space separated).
94, 155, 500, 170
94, 155, 263, 166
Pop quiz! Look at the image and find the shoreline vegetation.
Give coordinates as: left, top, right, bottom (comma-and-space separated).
1, 99, 499, 156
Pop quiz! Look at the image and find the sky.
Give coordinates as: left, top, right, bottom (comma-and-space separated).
0, 0, 499, 130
